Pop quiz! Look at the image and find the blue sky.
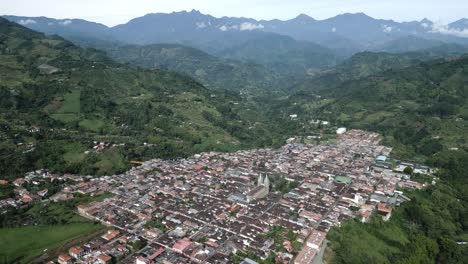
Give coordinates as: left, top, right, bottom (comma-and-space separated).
1, 0, 467, 26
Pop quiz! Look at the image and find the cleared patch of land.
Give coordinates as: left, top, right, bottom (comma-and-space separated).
0, 222, 103, 264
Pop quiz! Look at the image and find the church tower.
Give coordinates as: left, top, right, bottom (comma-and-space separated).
257, 174, 264, 186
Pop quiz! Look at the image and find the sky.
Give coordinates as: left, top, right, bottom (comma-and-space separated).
1, 0, 467, 27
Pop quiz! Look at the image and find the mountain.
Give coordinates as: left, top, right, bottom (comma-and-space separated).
373, 35, 445, 53
0, 18, 284, 180
6, 11, 468, 63
294, 43, 468, 91
98, 43, 283, 92
3, 15, 112, 40
293, 52, 422, 91
286, 55, 468, 159
215, 33, 340, 76
449, 18, 468, 30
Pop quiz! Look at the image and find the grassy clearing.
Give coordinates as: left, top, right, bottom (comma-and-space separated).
79, 119, 105, 132
0, 223, 102, 264
57, 90, 81, 114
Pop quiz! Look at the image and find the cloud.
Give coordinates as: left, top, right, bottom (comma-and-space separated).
239, 22, 264, 31
18, 19, 37, 25
219, 24, 239, 31
421, 22, 429, 28
59, 20, 73, 26
382, 25, 392, 33
430, 22, 468, 38
196, 21, 207, 29
219, 25, 228, 31
331, 27, 337, 32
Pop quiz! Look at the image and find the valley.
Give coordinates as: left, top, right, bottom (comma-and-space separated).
1, 6, 468, 264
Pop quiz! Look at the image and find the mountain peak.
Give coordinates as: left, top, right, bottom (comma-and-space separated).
294, 13, 315, 21
332, 12, 373, 20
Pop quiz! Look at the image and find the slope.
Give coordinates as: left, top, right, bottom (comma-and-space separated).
94, 43, 283, 92
311, 56, 468, 159
0, 18, 284, 180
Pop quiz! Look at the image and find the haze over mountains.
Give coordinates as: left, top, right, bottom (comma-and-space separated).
5, 10, 468, 55
4, 10, 468, 93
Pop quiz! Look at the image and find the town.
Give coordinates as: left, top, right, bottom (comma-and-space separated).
0, 130, 434, 264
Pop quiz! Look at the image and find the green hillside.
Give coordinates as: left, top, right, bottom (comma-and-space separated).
217, 33, 341, 77
294, 46, 468, 92
100, 43, 283, 92
0, 18, 285, 180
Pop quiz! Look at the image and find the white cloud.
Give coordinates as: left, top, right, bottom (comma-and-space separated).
196, 21, 207, 29
219, 24, 240, 31
382, 25, 392, 33
59, 20, 72, 26
430, 22, 468, 38
18, 19, 37, 25
219, 25, 228, 31
239, 22, 264, 31
331, 27, 337, 32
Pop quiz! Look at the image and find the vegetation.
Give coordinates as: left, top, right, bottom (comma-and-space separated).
328, 151, 468, 264
0, 193, 110, 262
100, 43, 284, 93
0, 223, 103, 264
0, 18, 287, 181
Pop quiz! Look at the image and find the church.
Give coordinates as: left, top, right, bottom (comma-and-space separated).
246, 174, 270, 203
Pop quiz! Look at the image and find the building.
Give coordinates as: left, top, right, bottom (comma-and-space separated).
336, 127, 347, 134
306, 230, 326, 250
102, 230, 120, 241
377, 203, 393, 221
246, 174, 269, 203
97, 254, 112, 264
294, 230, 327, 264
69, 246, 85, 259
57, 254, 72, 264
136, 256, 153, 264
241, 258, 259, 264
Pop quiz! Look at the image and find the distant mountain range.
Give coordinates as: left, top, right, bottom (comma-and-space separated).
5, 11, 468, 54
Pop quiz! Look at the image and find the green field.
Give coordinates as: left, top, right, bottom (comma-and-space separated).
0, 223, 103, 264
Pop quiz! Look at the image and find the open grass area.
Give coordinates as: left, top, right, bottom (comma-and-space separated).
0, 223, 103, 264
79, 119, 105, 132
57, 90, 81, 114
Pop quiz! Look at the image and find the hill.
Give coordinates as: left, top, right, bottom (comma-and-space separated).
294, 45, 468, 92
216, 33, 340, 76
286, 56, 468, 159
0, 18, 284, 180
93, 43, 283, 92
373, 35, 445, 53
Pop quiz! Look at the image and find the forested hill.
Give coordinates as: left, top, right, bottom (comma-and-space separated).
290, 55, 468, 160
93, 43, 284, 93
0, 18, 285, 180
294, 45, 468, 92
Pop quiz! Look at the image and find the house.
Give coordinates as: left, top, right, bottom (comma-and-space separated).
377, 203, 393, 221
37, 189, 48, 197
69, 246, 85, 259
97, 254, 112, 264
102, 230, 120, 241
13, 178, 25, 187
136, 256, 153, 264
57, 254, 72, 264
172, 237, 192, 253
